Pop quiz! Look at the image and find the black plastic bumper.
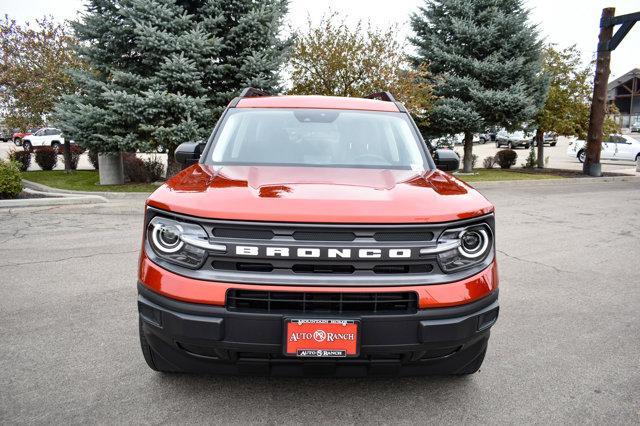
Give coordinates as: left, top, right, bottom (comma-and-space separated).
137, 282, 499, 376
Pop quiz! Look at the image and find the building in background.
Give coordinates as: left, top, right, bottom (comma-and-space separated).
608, 68, 640, 130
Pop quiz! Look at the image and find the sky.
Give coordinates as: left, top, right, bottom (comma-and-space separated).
1, 0, 638, 79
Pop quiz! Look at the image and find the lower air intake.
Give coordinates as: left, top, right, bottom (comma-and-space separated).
226, 290, 418, 315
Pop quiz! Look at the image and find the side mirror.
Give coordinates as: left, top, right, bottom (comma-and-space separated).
433, 149, 460, 171
175, 141, 205, 168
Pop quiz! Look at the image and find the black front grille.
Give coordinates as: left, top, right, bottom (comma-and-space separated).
212, 227, 274, 240
293, 231, 355, 241
374, 231, 434, 241
227, 290, 418, 314
212, 260, 436, 275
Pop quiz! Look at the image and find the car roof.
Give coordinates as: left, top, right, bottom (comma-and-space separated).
235, 95, 401, 112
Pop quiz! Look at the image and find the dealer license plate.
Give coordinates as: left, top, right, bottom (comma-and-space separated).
284, 319, 360, 358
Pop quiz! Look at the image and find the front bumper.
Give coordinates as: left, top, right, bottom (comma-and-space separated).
138, 282, 499, 376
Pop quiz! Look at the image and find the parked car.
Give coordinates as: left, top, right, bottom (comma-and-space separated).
478, 129, 497, 144
495, 129, 531, 149
566, 134, 640, 163
428, 137, 452, 150
432, 133, 482, 147
21, 127, 72, 152
12, 128, 37, 146
137, 88, 499, 376
429, 133, 462, 149
0, 129, 12, 142
631, 120, 640, 133
532, 132, 558, 147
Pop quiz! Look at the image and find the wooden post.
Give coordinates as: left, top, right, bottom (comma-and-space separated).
584, 7, 615, 177
631, 75, 636, 129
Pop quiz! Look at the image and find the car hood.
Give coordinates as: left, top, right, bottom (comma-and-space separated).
146, 164, 494, 223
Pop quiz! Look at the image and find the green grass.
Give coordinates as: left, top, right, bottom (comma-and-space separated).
455, 168, 565, 182
22, 170, 159, 192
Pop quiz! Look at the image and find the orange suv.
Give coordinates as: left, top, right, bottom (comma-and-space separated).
137, 89, 499, 376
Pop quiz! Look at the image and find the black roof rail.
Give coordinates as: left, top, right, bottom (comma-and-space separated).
239, 87, 271, 98
365, 91, 396, 102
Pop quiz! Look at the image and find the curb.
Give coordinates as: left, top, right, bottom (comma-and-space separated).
21, 179, 153, 200
0, 188, 108, 208
470, 174, 640, 188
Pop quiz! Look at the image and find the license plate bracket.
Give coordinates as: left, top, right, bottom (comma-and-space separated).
283, 318, 360, 358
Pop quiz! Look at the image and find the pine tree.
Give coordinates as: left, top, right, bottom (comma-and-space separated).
410, 0, 547, 172
55, 0, 288, 181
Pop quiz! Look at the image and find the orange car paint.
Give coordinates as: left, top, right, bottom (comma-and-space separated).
236, 95, 400, 111
146, 164, 493, 224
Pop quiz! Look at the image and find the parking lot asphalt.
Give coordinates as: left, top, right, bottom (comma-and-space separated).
1, 179, 639, 424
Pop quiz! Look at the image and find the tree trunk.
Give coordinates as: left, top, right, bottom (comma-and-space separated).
584, 7, 614, 177
536, 128, 544, 168
166, 147, 182, 178
462, 131, 474, 173
63, 140, 72, 173
98, 152, 124, 185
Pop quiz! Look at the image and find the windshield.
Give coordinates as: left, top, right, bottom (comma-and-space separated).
207, 109, 428, 170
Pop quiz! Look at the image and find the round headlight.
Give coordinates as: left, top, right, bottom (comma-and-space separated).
458, 229, 489, 259
151, 223, 184, 253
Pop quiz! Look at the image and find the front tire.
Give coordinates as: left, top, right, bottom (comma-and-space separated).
495, 141, 500, 148
454, 347, 487, 375
14, 138, 22, 146
51, 142, 61, 153
578, 150, 586, 163
23, 141, 32, 152
507, 142, 513, 149
139, 320, 179, 373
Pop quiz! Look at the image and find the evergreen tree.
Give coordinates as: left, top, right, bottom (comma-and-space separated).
55, 0, 288, 180
410, 0, 547, 172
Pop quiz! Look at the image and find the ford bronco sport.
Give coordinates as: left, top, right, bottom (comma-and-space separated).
137, 88, 499, 376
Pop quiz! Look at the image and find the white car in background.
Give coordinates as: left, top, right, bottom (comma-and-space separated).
431, 133, 481, 147
567, 134, 640, 163
22, 128, 72, 153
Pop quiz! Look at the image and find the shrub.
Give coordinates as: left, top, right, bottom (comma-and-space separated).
8, 149, 31, 172
482, 155, 496, 169
34, 147, 58, 171
88, 151, 99, 170
0, 160, 23, 199
143, 157, 165, 181
62, 145, 86, 170
494, 149, 518, 169
522, 145, 536, 169
123, 153, 149, 183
